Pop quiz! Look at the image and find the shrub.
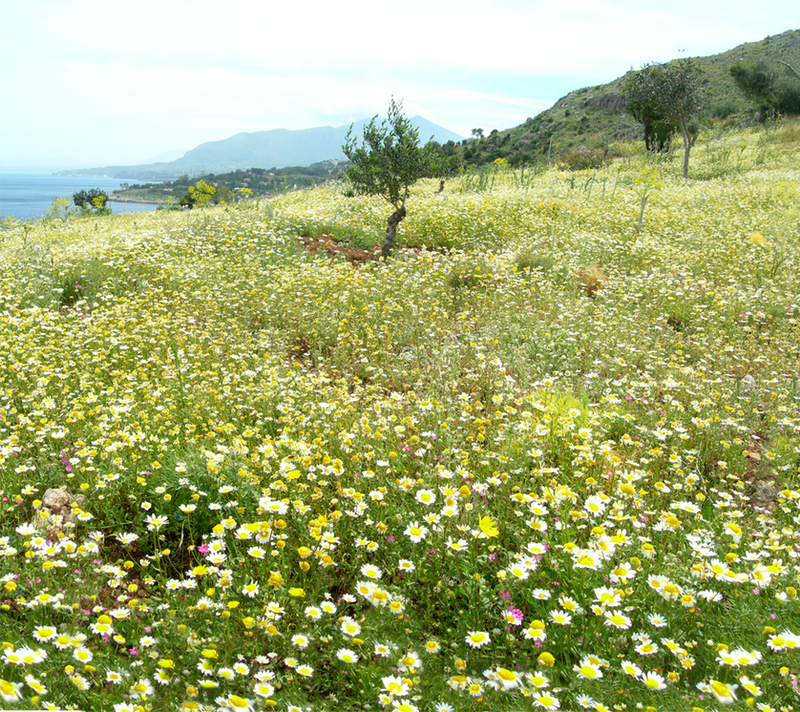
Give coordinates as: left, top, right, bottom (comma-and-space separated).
557, 146, 611, 171
514, 249, 554, 277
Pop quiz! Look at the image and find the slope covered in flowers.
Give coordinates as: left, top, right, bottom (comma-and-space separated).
0, 124, 799, 711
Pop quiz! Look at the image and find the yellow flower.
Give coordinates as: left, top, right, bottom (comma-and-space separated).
538, 652, 555, 667
479, 515, 499, 538
288, 588, 305, 598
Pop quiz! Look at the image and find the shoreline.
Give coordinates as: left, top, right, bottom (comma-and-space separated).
108, 194, 163, 205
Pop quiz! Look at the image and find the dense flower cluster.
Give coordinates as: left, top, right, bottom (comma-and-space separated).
0, 126, 799, 710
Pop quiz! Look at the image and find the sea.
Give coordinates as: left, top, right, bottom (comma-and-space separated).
0, 173, 161, 220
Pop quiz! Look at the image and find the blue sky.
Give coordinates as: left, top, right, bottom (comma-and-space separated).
1, 0, 797, 171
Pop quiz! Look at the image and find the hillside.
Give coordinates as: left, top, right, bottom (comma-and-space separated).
2, 123, 800, 710
463, 28, 800, 166
109, 163, 346, 205
60, 116, 464, 180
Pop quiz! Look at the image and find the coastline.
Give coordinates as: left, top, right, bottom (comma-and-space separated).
108, 194, 163, 205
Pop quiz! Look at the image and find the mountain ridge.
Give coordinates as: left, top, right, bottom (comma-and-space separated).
59, 116, 464, 180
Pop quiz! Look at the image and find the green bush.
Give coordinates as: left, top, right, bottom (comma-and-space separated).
556, 145, 611, 170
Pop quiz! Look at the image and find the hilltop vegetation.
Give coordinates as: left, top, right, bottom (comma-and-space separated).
0, 119, 799, 711
462, 29, 800, 167
113, 162, 346, 205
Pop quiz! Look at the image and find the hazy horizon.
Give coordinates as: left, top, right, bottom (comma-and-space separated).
2, 1, 797, 173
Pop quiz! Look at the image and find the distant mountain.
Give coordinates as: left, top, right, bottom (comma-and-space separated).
59, 117, 464, 180
462, 28, 800, 167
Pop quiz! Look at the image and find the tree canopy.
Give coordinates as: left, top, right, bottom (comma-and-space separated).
342, 99, 434, 258
72, 189, 109, 212
626, 60, 707, 178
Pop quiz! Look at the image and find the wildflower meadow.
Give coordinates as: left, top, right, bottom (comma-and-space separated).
0, 123, 799, 712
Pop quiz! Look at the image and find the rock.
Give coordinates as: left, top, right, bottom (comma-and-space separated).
749, 481, 780, 510
740, 374, 757, 395
31, 488, 87, 536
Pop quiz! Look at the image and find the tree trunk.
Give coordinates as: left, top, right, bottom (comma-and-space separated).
643, 116, 654, 152
681, 122, 692, 179
382, 206, 406, 259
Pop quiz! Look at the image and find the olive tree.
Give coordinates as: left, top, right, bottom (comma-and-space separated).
342, 99, 433, 259
626, 60, 707, 178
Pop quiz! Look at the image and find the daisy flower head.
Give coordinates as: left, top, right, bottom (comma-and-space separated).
355, 580, 376, 598
253, 681, 274, 698
640, 670, 667, 691
144, 514, 168, 531
424, 640, 441, 654
130, 677, 154, 697
415, 489, 437, 505
572, 548, 602, 570
465, 631, 491, 649
532, 690, 560, 709
738, 674, 762, 697
392, 703, 419, 712
340, 617, 361, 637
446, 537, 468, 552
700, 678, 738, 704
528, 670, 550, 688
223, 694, 254, 711
404, 521, 428, 543
0, 678, 23, 703
374, 642, 392, 657
73, 646, 93, 663
33, 626, 57, 642
360, 563, 383, 580
559, 595, 583, 613
336, 648, 359, 664
593, 586, 621, 608
382, 675, 409, 697
524, 623, 547, 642
573, 657, 603, 680
397, 650, 422, 672
106, 669, 125, 685
549, 609, 572, 626
610, 561, 636, 583
5, 646, 47, 665
504, 607, 524, 626
295, 664, 314, 677
768, 630, 800, 651
634, 638, 659, 655
620, 660, 642, 677
493, 666, 521, 689
507, 563, 529, 580
729, 647, 762, 666
242, 582, 259, 598
604, 611, 632, 630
